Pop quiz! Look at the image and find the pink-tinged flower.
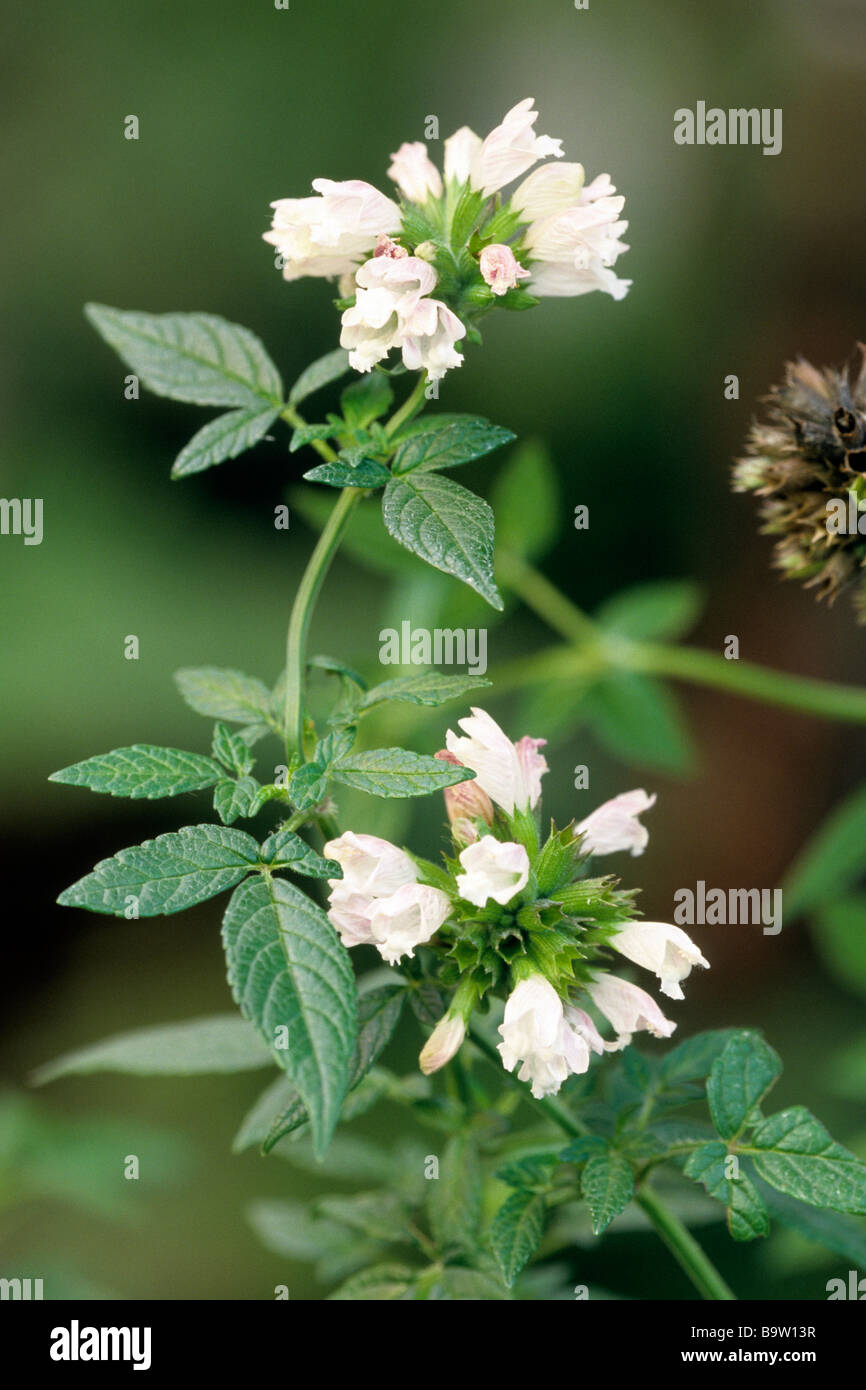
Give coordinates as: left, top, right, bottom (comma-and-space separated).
444, 125, 483, 185
472, 98, 564, 197
419, 1014, 466, 1075
324, 831, 418, 897
563, 1004, 607, 1058
585, 974, 676, 1048
446, 708, 547, 816
326, 887, 378, 949
523, 175, 631, 300
511, 161, 586, 221
610, 921, 709, 1001
373, 233, 409, 259
264, 178, 401, 282
366, 882, 452, 964
457, 836, 530, 907
497, 975, 596, 1098
576, 789, 656, 857
479, 244, 531, 296
436, 750, 494, 842
399, 298, 466, 381
388, 141, 443, 204
339, 254, 438, 372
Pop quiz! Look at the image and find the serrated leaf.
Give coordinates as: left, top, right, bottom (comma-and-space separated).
382, 472, 503, 609
706, 1031, 781, 1141
213, 776, 263, 824
331, 746, 476, 798
558, 1135, 608, 1164
428, 1134, 482, 1252
491, 439, 559, 564
318, 1191, 410, 1243
328, 1263, 416, 1301
289, 422, 338, 453
174, 666, 277, 727
660, 1029, 742, 1086
222, 876, 357, 1156
340, 373, 393, 429
783, 783, 866, 918
390, 413, 514, 476
496, 1153, 559, 1189
584, 672, 695, 775
49, 745, 224, 800
85, 305, 283, 408
212, 722, 254, 776
748, 1106, 866, 1213
490, 1189, 546, 1286
171, 404, 281, 478
288, 348, 351, 407
304, 455, 391, 488
259, 828, 340, 878
58, 824, 259, 916
683, 1141, 769, 1241
581, 1152, 635, 1234
357, 671, 491, 714
32, 1015, 272, 1085
595, 580, 705, 643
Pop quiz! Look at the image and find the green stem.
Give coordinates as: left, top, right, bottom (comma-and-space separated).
636, 1186, 736, 1301
283, 487, 362, 758
384, 373, 428, 439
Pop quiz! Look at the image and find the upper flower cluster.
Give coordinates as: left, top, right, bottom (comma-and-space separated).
265, 99, 630, 381
324, 708, 707, 1100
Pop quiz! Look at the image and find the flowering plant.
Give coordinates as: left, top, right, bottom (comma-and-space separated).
42, 99, 866, 1301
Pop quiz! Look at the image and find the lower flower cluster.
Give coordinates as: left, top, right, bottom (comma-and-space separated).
325, 708, 708, 1099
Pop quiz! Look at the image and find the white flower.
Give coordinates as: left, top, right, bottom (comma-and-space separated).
419, 1014, 466, 1075
524, 176, 631, 300
611, 921, 709, 1000
497, 975, 595, 1098
511, 161, 586, 220
388, 141, 443, 204
264, 178, 401, 282
325, 887, 378, 949
585, 973, 676, 1048
457, 836, 529, 907
479, 243, 531, 296
339, 254, 438, 372
399, 298, 466, 381
324, 830, 417, 897
576, 789, 656, 857
366, 883, 452, 965
471, 98, 563, 197
444, 125, 483, 185
445, 708, 547, 816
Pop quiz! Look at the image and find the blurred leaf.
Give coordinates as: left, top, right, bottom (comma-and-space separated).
810, 895, 866, 998
490, 1189, 546, 1286
85, 305, 283, 408
328, 1263, 416, 1300
382, 473, 503, 609
33, 1015, 271, 1084
595, 580, 705, 642
340, 373, 393, 429
749, 1107, 866, 1213
288, 348, 350, 407
581, 1151, 635, 1234
435, 1267, 512, 1300
391, 414, 514, 476
492, 440, 560, 563
428, 1134, 482, 1253
174, 667, 278, 728
317, 1191, 410, 1243
171, 405, 281, 478
660, 1029, 742, 1086
222, 876, 357, 1157
828, 1034, 866, 1099
49, 745, 224, 800
707, 1031, 781, 1141
583, 672, 695, 774
784, 784, 866, 918
756, 1181, 866, 1267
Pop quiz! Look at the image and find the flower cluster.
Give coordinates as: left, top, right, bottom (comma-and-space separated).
325, 709, 708, 1100
265, 99, 630, 381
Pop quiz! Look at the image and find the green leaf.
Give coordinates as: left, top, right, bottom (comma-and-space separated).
304, 455, 392, 488
428, 1134, 482, 1253
435, 1268, 512, 1300
290, 487, 415, 576
58, 824, 259, 916
390, 413, 515, 476
328, 1263, 416, 1301
357, 671, 491, 715
222, 876, 357, 1156
811, 895, 866, 999
595, 580, 705, 643
171, 404, 281, 478
584, 672, 695, 775
683, 1141, 769, 1241
490, 1189, 547, 1287
783, 782, 866, 918
382, 472, 503, 609
212, 722, 255, 776
496, 1153, 559, 1189
581, 1151, 635, 1234
748, 1107, 866, 1214
331, 746, 475, 798
756, 1181, 866, 1267
288, 348, 350, 407
32, 1015, 272, 1085
213, 776, 263, 824
660, 1029, 742, 1086
340, 373, 393, 429
289, 422, 338, 452
261, 986, 405, 1152
49, 745, 224, 799
85, 305, 283, 408
318, 1191, 410, 1244
706, 1031, 781, 1141
174, 666, 277, 728
491, 439, 559, 564
259, 828, 340, 878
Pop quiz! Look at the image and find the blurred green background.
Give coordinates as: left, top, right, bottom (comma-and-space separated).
2, 0, 865, 1298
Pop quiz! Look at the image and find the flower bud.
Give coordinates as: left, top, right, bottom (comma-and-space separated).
435, 749, 494, 835
419, 1014, 466, 1075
